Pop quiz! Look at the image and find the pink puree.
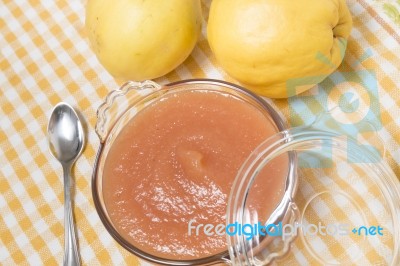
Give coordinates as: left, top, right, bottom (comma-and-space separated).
103, 90, 287, 260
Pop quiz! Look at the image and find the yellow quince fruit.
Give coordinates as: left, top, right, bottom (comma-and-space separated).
86, 0, 202, 81
207, 0, 352, 98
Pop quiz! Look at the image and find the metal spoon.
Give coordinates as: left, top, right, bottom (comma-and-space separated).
48, 102, 83, 266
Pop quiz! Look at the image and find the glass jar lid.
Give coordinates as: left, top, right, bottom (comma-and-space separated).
227, 112, 400, 265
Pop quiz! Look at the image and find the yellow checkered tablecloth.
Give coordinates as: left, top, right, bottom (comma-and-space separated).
1, 0, 399, 265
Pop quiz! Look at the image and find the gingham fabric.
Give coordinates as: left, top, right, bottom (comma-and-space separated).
1, 0, 399, 265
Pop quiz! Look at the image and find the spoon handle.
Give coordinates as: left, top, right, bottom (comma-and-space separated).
63, 166, 81, 266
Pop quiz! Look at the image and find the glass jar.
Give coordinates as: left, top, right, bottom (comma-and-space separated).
92, 79, 400, 265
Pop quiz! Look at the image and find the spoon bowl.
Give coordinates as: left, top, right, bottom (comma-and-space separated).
48, 102, 84, 266
48, 103, 84, 163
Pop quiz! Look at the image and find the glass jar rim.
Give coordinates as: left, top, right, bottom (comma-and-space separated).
92, 79, 295, 265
